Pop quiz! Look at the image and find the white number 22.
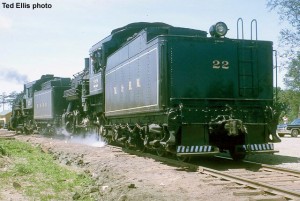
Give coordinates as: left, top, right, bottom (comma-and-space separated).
212, 60, 229, 69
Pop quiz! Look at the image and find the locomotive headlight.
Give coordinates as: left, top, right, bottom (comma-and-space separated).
209, 22, 228, 38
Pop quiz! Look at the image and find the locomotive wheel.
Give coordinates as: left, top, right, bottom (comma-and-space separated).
96, 125, 104, 141
124, 141, 130, 150
136, 139, 146, 152
105, 136, 113, 144
291, 129, 299, 137
229, 147, 246, 161
176, 155, 191, 162
156, 145, 166, 157
138, 145, 146, 153
100, 125, 104, 135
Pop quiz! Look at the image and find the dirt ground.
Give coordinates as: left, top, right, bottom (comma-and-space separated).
1, 129, 299, 201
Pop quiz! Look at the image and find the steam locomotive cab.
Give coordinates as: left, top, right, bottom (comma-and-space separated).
88, 49, 104, 117
62, 68, 89, 134
10, 81, 36, 133
62, 51, 104, 134
9, 92, 25, 132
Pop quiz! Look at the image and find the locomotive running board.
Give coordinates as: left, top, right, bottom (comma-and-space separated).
245, 150, 279, 155
240, 143, 279, 154
176, 145, 220, 156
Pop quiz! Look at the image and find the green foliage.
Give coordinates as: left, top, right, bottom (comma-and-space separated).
15, 163, 34, 175
284, 54, 300, 91
275, 54, 300, 122
0, 145, 7, 156
276, 88, 300, 122
0, 139, 94, 200
267, 0, 300, 52
268, 0, 300, 121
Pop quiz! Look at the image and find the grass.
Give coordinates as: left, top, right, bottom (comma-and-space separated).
0, 139, 95, 200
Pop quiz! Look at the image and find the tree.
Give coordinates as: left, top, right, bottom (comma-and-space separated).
284, 54, 300, 91
267, 0, 300, 57
281, 56, 300, 120
0, 93, 8, 111
267, 0, 300, 84
6, 92, 19, 108
268, 0, 300, 120
0, 91, 20, 111
277, 88, 300, 121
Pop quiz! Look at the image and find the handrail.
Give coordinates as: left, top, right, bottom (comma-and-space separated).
251, 19, 258, 40
237, 18, 244, 39
273, 50, 278, 102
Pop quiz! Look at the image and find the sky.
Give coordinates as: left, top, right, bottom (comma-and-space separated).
0, 0, 285, 97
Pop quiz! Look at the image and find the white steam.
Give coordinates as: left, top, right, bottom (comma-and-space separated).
58, 128, 107, 147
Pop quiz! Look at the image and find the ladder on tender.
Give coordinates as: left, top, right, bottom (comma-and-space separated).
238, 43, 258, 97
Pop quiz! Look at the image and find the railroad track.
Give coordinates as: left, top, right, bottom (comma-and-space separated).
206, 155, 300, 199
204, 162, 300, 200
3, 130, 299, 200
123, 147, 300, 200
0, 130, 16, 139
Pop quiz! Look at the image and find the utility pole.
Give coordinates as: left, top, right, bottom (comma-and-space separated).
0, 93, 8, 111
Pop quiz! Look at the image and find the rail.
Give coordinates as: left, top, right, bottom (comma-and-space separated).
123, 147, 300, 200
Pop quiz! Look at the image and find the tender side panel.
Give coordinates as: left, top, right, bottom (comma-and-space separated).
34, 87, 68, 120
34, 89, 53, 120
105, 44, 160, 117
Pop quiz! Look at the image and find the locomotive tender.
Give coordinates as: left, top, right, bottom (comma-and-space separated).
10, 75, 71, 134
10, 21, 280, 160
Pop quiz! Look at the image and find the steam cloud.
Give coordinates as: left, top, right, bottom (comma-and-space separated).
0, 68, 29, 84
